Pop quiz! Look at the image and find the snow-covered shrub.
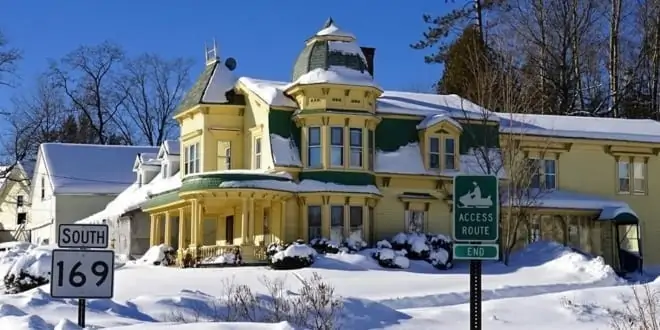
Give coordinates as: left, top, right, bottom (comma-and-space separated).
139, 244, 176, 266
372, 248, 410, 269
309, 238, 340, 254
3, 245, 54, 294
344, 236, 368, 253
203, 248, 242, 266
378, 232, 454, 270
268, 242, 316, 270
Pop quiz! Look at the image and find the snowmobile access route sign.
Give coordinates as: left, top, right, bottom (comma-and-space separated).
452, 174, 499, 242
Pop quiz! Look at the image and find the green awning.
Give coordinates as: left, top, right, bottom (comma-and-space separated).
598, 206, 639, 225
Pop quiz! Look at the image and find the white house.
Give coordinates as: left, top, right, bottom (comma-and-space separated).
29, 143, 159, 245
77, 140, 181, 259
0, 163, 31, 243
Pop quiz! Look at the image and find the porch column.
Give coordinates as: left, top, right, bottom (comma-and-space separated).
154, 214, 163, 245
178, 208, 186, 251
164, 212, 172, 246
190, 200, 198, 246
216, 215, 223, 242
248, 198, 255, 243
149, 214, 157, 246
279, 200, 286, 242
196, 201, 204, 245
241, 198, 248, 244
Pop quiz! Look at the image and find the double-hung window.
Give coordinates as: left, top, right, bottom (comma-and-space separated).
184, 143, 200, 175
254, 137, 262, 169
330, 127, 344, 167
349, 128, 363, 168
307, 206, 322, 240
529, 158, 556, 190
308, 127, 322, 167
429, 136, 456, 170
618, 159, 646, 194
330, 205, 344, 242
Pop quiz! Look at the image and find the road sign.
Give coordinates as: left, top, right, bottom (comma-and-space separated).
58, 224, 108, 249
50, 249, 115, 299
452, 174, 499, 242
453, 243, 499, 260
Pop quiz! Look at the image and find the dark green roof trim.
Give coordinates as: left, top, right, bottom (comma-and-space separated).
141, 190, 180, 209
602, 210, 639, 225
181, 172, 292, 192
299, 171, 375, 186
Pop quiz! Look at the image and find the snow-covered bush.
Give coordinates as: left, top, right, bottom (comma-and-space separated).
267, 242, 316, 270
372, 248, 410, 269
138, 244, 176, 266
377, 232, 454, 270
3, 245, 54, 294
309, 238, 340, 254
203, 248, 242, 266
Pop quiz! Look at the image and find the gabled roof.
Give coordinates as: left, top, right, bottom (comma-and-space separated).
157, 140, 180, 159
39, 143, 159, 195
133, 153, 160, 171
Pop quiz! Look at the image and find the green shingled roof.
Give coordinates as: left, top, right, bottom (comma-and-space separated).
175, 60, 246, 114
291, 20, 370, 82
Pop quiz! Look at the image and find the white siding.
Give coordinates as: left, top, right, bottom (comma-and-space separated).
0, 178, 30, 231
28, 155, 56, 244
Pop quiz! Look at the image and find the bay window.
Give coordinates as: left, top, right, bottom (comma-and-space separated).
308, 127, 322, 167
350, 128, 363, 167
330, 127, 344, 167
184, 142, 200, 175
349, 206, 363, 241
330, 205, 344, 242
368, 130, 374, 171
307, 206, 322, 240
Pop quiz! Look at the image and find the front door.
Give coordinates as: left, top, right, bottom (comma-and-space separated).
225, 216, 234, 245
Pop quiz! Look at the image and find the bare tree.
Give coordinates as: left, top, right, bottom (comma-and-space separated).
0, 30, 21, 88
48, 41, 128, 144
447, 34, 551, 264
115, 54, 192, 145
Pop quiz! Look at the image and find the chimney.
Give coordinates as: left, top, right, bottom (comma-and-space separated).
361, 47, 375, 77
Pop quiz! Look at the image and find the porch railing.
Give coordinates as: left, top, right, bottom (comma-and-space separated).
177, 244, 268, 267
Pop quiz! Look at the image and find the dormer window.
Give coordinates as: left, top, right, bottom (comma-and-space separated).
428, 136, 457, 171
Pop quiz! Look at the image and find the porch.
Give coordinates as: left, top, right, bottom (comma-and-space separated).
507, 206, 642, 273
146, 189, 292, 266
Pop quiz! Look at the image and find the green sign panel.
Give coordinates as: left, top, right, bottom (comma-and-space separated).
452, 174, 499, 242
453, 243, 499, 260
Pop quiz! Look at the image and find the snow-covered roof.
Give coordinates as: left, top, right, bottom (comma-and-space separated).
201, 61, 237, 104
416, 114, 462, 131
163, 140, 180, 156
271, 134, 302, 167
508, 189, 631, 212
40, 143, 160, 195
286, 66, 379, 90
237, 78, 296, 108
315, 19, 355, 40
77, 171, 182, 224
374, 143, 505, 177
498, 112, 660, 144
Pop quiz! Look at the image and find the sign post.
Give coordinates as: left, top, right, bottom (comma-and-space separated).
51, 224, 114, 328
452, 174, 499, 330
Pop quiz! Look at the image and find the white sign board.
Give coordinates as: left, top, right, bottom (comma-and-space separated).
58, 224, 108, 249
50, 249, 115, 299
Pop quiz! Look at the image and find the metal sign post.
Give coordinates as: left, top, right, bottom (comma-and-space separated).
51, 224, 114, 328
452, 174, 499, 330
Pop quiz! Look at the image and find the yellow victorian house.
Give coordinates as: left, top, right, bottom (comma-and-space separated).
141, 18, 658, 273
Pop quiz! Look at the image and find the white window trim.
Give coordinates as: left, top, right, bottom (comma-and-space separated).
444, 137, 456, 170
618, 159, 646, 195
429, 137, 441, 170
404, 209, 426, 233
184, 142, 201, 176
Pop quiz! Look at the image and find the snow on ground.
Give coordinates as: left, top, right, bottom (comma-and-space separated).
0, 240, 648, 329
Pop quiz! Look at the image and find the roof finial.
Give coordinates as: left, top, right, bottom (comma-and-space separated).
323, 17, 334, 28
205, 38, 219, 66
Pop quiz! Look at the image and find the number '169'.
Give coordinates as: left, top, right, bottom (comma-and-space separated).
55, 261, 109, 287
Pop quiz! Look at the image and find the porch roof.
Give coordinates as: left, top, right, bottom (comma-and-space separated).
505, 189, 638, 223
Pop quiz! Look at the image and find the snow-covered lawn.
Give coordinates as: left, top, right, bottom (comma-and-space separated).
0, 241, 650, 329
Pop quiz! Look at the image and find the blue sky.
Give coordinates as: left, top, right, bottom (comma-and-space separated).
0, 0, 459, 111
